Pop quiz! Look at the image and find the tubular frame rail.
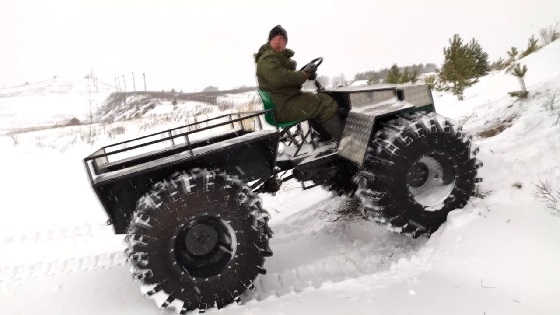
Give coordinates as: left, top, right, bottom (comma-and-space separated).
83, 110, 270, 183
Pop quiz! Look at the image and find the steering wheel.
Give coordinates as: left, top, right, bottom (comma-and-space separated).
299, 57, 323, 72
299, 57, 325, 90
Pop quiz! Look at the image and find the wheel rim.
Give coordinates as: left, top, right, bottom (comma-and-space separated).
406, 154, 455, 211
175, 216, 236, 278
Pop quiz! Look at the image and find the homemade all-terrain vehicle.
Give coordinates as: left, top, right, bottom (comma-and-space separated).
84, 58, 482, 313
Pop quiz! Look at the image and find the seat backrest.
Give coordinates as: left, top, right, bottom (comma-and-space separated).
257, 90, 298, 128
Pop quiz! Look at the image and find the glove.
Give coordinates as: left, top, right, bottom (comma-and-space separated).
307, 71, 317, 80
301, 63, 317, 80
302, 68, 317, 80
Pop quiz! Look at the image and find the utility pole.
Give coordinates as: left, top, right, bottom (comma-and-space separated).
132, 72, 136, 91
122, 74, 127, 91
143, 72, 147, 91
87, 69, 95, 142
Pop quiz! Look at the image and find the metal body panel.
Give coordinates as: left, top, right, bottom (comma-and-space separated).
326, 84, 399, 93
334, 84, 435, 166
338, 112, 375, 167
400, 84, 434, 107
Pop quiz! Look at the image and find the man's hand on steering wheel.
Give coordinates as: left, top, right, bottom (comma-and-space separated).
303, 70, 317, 80
300, 57, 322, 81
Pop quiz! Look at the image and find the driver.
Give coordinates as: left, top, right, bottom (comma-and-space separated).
254, 25, 343, 140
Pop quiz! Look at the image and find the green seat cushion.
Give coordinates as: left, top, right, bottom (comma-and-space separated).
257, 90, 299, 128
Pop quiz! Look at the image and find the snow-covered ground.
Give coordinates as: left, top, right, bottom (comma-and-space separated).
0, 77, 112, 134
1, 41, 560, 315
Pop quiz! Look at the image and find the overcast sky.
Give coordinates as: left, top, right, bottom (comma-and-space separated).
1, 0, 559, 91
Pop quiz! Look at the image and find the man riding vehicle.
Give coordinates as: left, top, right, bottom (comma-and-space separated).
254, 25, 343, 140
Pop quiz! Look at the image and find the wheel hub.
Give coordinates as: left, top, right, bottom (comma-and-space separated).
406, 154, 456, 211
185, 223, 219, 256
175, 216, 235, 278
406, 162, 430, 187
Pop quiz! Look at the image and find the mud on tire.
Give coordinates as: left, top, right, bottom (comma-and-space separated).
125, 169, 272, 313
355, 113, 482, 237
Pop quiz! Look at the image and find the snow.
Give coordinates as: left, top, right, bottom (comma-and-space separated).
1, 40, 560, 315
0, 77, 111, 134
349, 79, 369, 87
217, 91, 260, 107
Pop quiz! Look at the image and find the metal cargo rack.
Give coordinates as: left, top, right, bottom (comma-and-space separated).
83, 110, 270, 183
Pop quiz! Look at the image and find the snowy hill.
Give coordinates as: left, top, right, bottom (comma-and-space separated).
0, 41, 559, 315
0, 77, 112, 134
95, 88, 258, 122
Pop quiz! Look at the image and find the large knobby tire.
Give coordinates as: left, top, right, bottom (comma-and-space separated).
355, 112, 482, 237
125, 169, 272, 314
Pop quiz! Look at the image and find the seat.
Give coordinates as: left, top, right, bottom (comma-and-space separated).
257, 90, 317, 156
257, 90, 299, 128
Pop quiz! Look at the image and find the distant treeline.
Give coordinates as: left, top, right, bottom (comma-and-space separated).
354, 63, 439, 83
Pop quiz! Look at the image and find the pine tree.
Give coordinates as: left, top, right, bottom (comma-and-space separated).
490, 57, 506, 71
512, 63, 528, 91
508, 63, 529, 99
507, 47, 518, 59
409, 68, 419, 83
400, 68, 410, 83
467, 38, 490, 77
385, 64, 401, 84
424, 75, 436, 89
440, 34, 488, 100
521, 35, 540, 57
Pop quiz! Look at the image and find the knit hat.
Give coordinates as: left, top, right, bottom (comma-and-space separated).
268, 25, 287, 41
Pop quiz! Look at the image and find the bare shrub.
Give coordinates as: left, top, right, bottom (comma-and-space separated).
236, 95, 263, 131
193, 104, 213, 116
539, 22, 560, 45
9, 134, 19, 146
542, 90, 557, 112
541, 90, 560, 125
535, 179, 560, 215
80, 126, 99, 144
477, 114, 517, 138
477, 124, 510, 138
108, 126, 126, 138
217, 99, 235, 111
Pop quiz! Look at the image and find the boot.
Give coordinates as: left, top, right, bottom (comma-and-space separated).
319, 114, 344, 141
308, 120, 331, 142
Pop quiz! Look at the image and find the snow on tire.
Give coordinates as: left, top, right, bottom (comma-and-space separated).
125, 169, 272, 314
355, 112, 482, 237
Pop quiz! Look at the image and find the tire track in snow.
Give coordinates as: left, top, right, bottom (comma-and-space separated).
0, 222, 112, 245
0, 197, 424, 300
0, 251, 126, 289
0, 223, 126, 288
250, 196, 426, 300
